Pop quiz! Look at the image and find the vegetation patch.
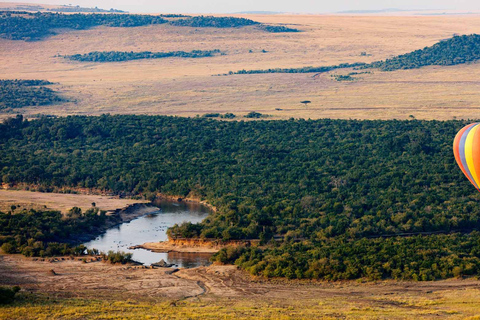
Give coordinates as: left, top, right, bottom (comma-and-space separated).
0, 12, 300, 41
230, 34, 480, 75
0, 207, 105, 257
0, 286, 20, 304
230, 62, 367, 75
201, 113, 236, 119
170, 16, 260, 28
0, 204, 134, 263
0, 80, 64, 110
258, 25, 300, 33
244, 111, 267, 118
2, 115, 480, 280
213, 232, 480, 280
331, 71, 371, 81
0, 11, 168, 41
365, 34, 480, 71
65, 50, 223, 62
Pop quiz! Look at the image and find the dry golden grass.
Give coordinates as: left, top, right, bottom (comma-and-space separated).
2, 13, 480, 120
0, 189, 147, 214
2, 254, 480, 319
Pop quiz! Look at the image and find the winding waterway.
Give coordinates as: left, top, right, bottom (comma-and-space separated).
84, 200, 212, 267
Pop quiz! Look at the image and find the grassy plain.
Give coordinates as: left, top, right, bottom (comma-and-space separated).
2, 12, 480, 120
1, 254, 480, 319
0, 189, 146, 214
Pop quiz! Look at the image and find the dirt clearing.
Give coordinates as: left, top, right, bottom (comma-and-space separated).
0, 189, 147, 214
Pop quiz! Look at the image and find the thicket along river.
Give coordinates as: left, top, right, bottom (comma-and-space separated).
84, 200, 212, 267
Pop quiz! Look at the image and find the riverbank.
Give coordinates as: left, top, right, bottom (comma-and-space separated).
131, 238, 260, 253
154, 194, 217, 212
71, 203, 160, 243
0, 186, 217, 214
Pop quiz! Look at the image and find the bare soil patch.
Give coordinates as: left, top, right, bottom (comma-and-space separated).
0, 189, 148, 214
2, 253, 480, 319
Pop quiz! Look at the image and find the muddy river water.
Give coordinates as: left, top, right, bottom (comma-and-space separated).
84, 200, 212, 267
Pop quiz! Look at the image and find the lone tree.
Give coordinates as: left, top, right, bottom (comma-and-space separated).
300, 100, 311, 106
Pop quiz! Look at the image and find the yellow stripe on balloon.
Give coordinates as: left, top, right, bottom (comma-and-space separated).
465, 124, 480, 188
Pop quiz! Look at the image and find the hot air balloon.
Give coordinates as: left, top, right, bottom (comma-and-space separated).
454, 123, 480, 191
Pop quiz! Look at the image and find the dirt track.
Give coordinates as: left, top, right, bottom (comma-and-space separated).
2, 253, 480, 301
4, 254, 480, 318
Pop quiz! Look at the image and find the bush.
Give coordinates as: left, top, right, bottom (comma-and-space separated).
221, 113, 236, 119
202, 113, 221, 118
244, 111, 263, 118
101, 250, 133, 264
0, 80, 64, 110
258, 25, 300, 33
1, 242, 15, 254
0, 286, 20, 304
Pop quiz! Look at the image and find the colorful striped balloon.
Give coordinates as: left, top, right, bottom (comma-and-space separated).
454, 123, 480, 191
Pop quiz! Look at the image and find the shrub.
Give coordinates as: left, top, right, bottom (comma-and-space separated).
0, 286, 20, 304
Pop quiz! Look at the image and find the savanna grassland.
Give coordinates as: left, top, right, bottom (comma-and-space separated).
4, 5, 480, 319
2, 10, 480, 120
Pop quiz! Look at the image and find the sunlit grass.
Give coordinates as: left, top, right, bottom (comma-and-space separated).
3, 288, 480, 320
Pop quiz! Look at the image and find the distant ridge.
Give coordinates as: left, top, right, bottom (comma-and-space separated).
337, 8, 406, 14
0, 3, 127, 13
47, 5, 127, 13
235, 11, 285, 15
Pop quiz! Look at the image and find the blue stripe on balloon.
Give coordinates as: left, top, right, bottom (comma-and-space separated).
460, 123, 480, 190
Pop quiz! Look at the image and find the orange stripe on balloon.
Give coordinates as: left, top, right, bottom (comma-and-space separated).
454, 123, 477, 190
471, 125, 480, 189
465, 125, 480, 190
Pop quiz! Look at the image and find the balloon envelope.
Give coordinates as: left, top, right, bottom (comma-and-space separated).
454, 123, 480, 191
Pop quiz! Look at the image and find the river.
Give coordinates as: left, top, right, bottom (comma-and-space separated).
84, 200, 213, 268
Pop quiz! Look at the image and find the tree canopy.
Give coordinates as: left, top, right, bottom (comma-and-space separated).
1, 115, 480, 280
65, 50, 222, 62
0, 80, 64, 110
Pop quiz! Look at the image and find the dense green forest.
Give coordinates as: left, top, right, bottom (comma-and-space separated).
0, 12, 295, 41
365, 34, 480, 71
1, 115, 480, 279
213, 232, 480, 280
0, 80, 64, 110
65, 50, 222, 62
230, 34, 480, 75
